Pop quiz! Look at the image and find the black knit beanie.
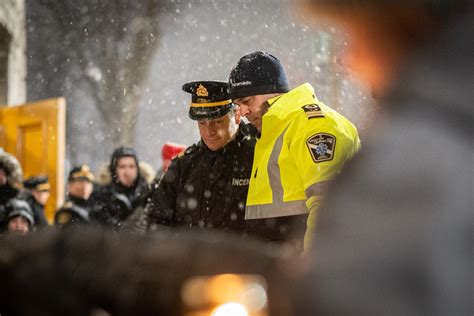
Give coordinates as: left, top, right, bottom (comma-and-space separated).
228, 51, 290, 100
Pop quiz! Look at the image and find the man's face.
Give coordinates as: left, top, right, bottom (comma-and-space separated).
197, 111, 240, 151
31, 190, 50, 206
8, 216, 30, 235
116, 156, 138, 187
68, 180, 93, 200
233, 94, 273, 132
0, 168, 7, 186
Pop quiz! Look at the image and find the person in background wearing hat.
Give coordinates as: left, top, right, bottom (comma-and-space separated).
20, 176, 50, 228
229, 51, 360, 250
55, 165, 95, 228
154, 142, 187, 182
0, 148, 23, 227
89, 147, 150, 230
3, 198, 34, 235
142, 81, 261, 238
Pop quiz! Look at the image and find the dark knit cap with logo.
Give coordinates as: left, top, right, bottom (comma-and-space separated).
228, 51, 290, 100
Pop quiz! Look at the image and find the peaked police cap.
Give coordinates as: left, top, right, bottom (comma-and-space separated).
182, 81, 234, 121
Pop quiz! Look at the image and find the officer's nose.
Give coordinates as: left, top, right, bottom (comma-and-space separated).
239, 104, 249, 117
207, 126, 217, 135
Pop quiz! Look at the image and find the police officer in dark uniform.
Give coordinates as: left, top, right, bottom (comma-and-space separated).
144, 81, 261, 237
21, 176, 50, 228
90, 147, 150, 230
55, 165, 94, 228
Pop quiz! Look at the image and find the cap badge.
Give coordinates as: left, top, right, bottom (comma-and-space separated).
196, 84, 209, 97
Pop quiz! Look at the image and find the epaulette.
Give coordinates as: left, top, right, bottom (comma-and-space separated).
181, 143, 200, 157
171, 144, 198, 163
301, 103, 325, 119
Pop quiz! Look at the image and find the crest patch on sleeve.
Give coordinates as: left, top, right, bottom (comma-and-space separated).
306, 133, 336, 163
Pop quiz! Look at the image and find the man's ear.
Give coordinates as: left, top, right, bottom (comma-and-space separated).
234, 107, 241, 125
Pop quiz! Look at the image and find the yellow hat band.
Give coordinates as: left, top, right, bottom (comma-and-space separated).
36, 183, 50, 191
71, 170, 94, 181
191, 99, 232, 108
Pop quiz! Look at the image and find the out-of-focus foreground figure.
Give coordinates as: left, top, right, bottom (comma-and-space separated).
0, 228, 292, 316
292, 1, 473, 315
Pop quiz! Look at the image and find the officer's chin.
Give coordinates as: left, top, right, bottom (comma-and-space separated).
203, 140, 222, 151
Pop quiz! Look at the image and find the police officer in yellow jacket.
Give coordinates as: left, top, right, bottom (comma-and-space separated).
229, 51, 360, 250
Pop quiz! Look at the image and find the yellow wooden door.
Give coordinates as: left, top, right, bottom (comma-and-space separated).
0, 98, 66, 222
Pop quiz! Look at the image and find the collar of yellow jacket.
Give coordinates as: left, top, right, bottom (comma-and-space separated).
265, 83, 319, 120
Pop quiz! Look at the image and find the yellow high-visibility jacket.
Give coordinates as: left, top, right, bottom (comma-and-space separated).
245, 83, 361, 249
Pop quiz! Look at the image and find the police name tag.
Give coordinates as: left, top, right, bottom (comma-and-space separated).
306, 133, 336, 163
232, 178, 250, 186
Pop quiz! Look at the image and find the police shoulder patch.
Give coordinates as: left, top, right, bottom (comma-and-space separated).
302, 104, 324, 119
306, 133, 336, 163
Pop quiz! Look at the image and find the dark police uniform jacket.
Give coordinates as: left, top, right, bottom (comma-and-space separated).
21, 192, 49, 228
55, 195, 92, 228
147, 125, 264, 237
